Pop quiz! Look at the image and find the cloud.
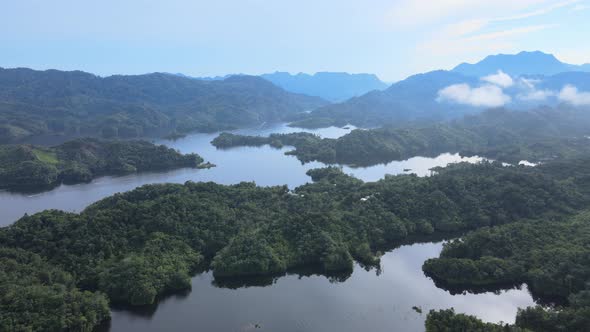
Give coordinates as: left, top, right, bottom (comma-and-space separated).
437, 83, 511, 107
518, 89, 556, 101
384, 0, 549, 28
559, 85, 590, 105
495, 0, 581, 22
415, 0, 579, 58
446, 0, 578, 38
519, 77, 541, 89
572, 3, 590, 11
460, 24, 557, 42
516, 78, 556, 101
481, 70, 514, 87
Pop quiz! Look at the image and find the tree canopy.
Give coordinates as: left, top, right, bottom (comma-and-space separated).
2, 156, 590, 330
0, 138, 205, 191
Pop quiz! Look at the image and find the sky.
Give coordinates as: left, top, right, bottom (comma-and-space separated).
1, 0, 589, 81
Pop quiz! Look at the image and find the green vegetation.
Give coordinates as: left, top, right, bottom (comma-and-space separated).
0, 68, 327, 143
0, 138, 205, 191
214, 108, 590, 166
426, 305, 590, 332
425, 309, 527, 332
31, 149, 58, 164
211, 132, 340, 163
423, 209, 590, 301
1, 157, 590, 330
423, 208, 590, 331
0, 247, 110, 331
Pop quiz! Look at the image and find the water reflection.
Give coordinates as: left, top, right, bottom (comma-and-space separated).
0, 123, 485, 226
100, 242, 534, 332
0, 125, 536, 331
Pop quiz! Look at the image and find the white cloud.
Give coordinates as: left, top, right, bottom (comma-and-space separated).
572, 3, 590, 11
559, 85, 590, 105
384, 0, 548, 28
495, 0, 581, 21
443, 19, 489, 37
413, 0, 579, 58
516, 77, 556, 101
519, 77, 541, 89
437, 83, 511, 107
460, 24, 557, 42
481, 70, 514, 87
518, 89, 556, 101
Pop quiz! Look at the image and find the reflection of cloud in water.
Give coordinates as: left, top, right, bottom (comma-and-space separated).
1, 122, 538, 331
105, 241, 535, 332
343, 153, 486, 181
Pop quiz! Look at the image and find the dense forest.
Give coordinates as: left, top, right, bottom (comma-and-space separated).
0, 68, 327, 144
423, 208, 590, 331
425, 308, 528, 331
2, 156, 590, 330
422, 158, 590, 332
0, 138, 205, 191
214, 108, 590, 166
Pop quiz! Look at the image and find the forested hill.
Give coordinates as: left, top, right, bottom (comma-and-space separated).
423, 207, 590, 331
0, 68, 328, 144
213, 108, 590, 166
0, 138, 206, 192
2, 157, 590, 330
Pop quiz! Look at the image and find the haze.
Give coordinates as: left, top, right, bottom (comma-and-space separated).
1, 0, 589, 81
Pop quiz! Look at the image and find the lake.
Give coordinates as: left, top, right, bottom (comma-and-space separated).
0, 123, 485, 227
99, 242, 533, 332
0, 123, 534, 331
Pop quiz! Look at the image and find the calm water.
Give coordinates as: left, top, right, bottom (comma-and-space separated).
101, 242, 533, 332
0, 123, 535, 331
0, 123, 483, 226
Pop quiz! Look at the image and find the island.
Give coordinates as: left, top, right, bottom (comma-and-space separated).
2, 156, 590, 330
212, 108, 590, 167
0, 138, 207, 192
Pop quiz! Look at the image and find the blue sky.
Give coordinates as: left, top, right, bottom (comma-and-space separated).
1, 0, 588, 81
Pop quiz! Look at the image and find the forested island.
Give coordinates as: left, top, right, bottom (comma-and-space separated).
213, 108, 590, 166
0, 138, 206, 192
2, 156, 590, 330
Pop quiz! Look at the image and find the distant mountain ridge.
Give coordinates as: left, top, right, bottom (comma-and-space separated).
453, 51, 590, 77
0, 67, 327, 143
261, 72, 388, 102
289, 70, 479, 128
290, 51, 590, 129
174, 71, 387, 102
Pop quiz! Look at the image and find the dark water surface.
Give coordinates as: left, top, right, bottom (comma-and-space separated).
101, 242, 533, 332
0, 123, 534, 331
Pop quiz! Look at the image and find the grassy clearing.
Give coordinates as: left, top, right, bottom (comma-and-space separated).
32, 149, 59, 164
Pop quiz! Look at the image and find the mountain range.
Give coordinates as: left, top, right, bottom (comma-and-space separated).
0, 68, 327, 144
452, 51, 590, 77
293, 51, 590, 128
182, 72, 388, 102
2, 51, 589, 143
260, 72, 388, 102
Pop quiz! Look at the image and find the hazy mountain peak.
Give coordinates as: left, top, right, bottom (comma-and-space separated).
452, 51, 589, 77
260, 71, 388, 102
